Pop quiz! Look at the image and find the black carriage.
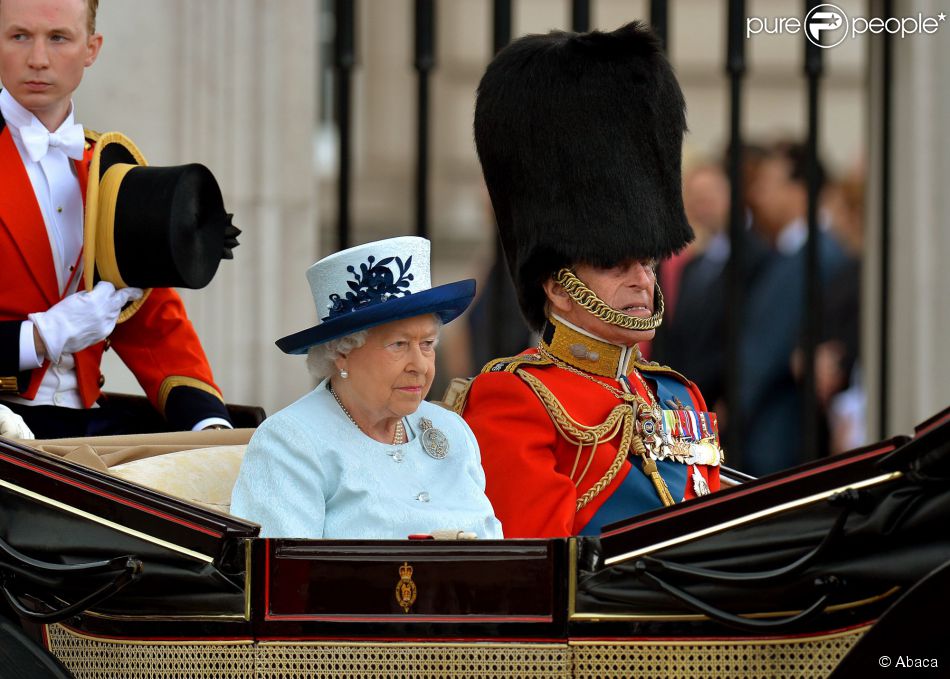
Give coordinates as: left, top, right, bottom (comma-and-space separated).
1, 408, 948, 678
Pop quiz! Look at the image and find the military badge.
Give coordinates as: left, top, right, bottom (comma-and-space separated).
395, 562, 417, 613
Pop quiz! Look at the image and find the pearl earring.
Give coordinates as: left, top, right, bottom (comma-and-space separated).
339, 369, 349, 379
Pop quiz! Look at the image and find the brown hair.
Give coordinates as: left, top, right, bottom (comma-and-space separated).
0, 0, 98, 34
85, 0, 99, 34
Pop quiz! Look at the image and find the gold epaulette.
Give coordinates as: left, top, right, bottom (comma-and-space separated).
633, 358, 691, 385
480, 353, 553, 375
437, 355, 553, 415
437, 377, 474, 415
84, 127, 101, 145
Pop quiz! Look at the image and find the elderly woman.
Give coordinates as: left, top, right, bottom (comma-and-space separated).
230, 237, 502, 539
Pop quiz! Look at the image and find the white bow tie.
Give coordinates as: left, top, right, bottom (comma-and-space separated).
19, 121, 86, 163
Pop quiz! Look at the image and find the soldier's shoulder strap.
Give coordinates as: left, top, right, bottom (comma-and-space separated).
480, 352, 554, 374
438, 354, 555, 415
633, 358, 692, 386
437, 377, 475, 416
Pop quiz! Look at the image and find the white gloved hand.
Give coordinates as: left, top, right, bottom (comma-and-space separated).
0, 404, 34, 440
431, 530, 478, 540
29, 282, 144, 364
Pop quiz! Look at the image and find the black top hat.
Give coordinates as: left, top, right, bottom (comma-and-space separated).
84, 132, 240, 318
474, 22, 694, 331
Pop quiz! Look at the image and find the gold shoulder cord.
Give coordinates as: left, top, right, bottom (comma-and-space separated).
481, 353, 553, 374
515, 368, 674, 511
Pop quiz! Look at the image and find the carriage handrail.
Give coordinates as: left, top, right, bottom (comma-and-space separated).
636, 565, 842, 632
0, 535, 143, 624
635, 493, 855, 584
0, 535, 138, 582
1, 557, 141, 624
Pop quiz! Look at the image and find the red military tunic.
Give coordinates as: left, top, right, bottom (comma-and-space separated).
461, 317, 721, 538
0, 124, 227, 427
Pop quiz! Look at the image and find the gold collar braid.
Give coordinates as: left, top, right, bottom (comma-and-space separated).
554, 268, 664, 331
540, 316, 639, 379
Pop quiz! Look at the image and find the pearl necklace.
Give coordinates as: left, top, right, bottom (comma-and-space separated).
327, 382, 406, 445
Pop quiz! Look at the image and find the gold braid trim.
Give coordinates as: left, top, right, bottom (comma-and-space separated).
576, 408, 636, 511
157, 376, 224, 415
516, 369, 635, 511
480, 353, 553, 374
634, 440, 677, 507
555, 268, 665, 331
515, 367, 677, 511
116, 288, 151, 323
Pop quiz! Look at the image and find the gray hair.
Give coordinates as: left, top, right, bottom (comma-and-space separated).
305, 315, 445, 381
306, 331, 369, 381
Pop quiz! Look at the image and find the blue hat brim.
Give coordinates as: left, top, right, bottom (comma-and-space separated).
276, 279, 476, 354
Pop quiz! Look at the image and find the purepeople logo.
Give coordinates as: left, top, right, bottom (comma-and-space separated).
747, 4, 946, 48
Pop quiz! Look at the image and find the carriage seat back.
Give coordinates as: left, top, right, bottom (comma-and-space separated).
26, 429, 253, 515
109, 445, 246, 514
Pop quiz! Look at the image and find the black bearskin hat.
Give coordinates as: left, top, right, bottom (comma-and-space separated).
474, 21, 693, 331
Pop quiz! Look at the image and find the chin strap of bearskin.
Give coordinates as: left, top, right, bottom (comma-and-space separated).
554, 268, 665, 331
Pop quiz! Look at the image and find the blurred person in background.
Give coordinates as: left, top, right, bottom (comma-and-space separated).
653, 149, 771, 441
652, 160, 731, 404
813, 168, 866, 454
740, 141, 848, 475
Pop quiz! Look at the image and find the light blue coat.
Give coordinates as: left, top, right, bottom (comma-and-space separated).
230, 381, 503, 539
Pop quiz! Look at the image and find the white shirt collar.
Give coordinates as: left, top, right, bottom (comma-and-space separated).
0, 88, 78, 137
776, 217, 807, 255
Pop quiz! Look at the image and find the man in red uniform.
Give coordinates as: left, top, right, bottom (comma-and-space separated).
460, 22, 723, 537
0, 0, 231, 437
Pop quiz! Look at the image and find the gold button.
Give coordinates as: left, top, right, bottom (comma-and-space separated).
98, 374, 106, 387
56, 206, 63, 213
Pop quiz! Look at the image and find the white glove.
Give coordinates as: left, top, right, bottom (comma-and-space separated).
431, 530, 478, 540
29, 282, 143, 364
0, 404, 34, 440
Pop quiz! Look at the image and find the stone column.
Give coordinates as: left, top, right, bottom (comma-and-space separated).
77, 0, 319, 415
866, 0, 950, 437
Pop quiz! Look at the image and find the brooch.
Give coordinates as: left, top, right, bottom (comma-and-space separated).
419, 417, 449, 460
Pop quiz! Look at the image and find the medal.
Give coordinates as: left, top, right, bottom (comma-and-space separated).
692, 467, 711, 496
418, 417, 449, 459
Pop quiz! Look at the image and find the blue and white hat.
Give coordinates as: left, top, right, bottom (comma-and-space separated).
276, 237, 476, 354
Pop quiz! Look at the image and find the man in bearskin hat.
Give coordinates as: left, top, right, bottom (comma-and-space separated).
0, 0, 235, 437
460, 22, 723, 537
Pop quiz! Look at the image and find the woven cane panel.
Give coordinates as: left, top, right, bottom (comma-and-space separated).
47, 624, 256, 679
571, 628, 866, 679
257, 642, 571, 678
